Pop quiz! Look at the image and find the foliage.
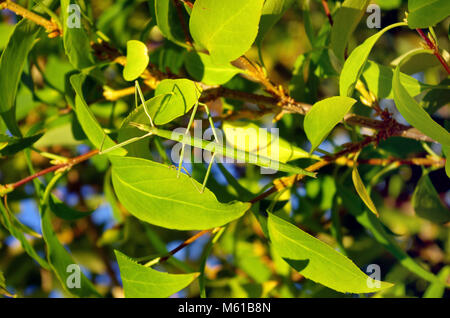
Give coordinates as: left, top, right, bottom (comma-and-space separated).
0, 0, 449, 299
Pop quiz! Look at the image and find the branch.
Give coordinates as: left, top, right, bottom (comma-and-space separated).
416, 28, 450, 74
0, 150, 99, 196
0, 0, 61, 37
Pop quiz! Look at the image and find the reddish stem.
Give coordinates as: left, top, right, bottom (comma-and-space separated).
416, 28, 450, 74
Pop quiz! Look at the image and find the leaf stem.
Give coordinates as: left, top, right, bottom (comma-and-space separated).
416, 28, 450, 74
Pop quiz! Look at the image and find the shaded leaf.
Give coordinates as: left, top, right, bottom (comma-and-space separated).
361, 60, 431, 99
331, 0, 370, 62
412, 172, 450, 223
61, 0, 94, 69
0, 19, 40, 136
393, 62, 450, 147
0, 201, 50, 270
0, 133, 43, 156
338, 185, 441, 284
70, 73, 127, 155
41, 197, 101, 297
49, 194, 94, 221
155, 0, 189, 48
256, 0, 295, 46
407, 0, 450, 29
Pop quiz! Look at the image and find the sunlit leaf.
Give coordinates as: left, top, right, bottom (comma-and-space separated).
185, 51, 241, 85
153, 79, 202, 125
340, 22, 406, 97
223, 121, 314, 163
304, 96, 357, 153
189, 0, 264, 63
110, 156, 250, 230
123, 40, 149, 81
115, 250, 199, 298
268, 213, 393, 293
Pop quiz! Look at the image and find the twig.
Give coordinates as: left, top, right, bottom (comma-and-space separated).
159, 230, 211, 263
416, 28, 450, 74
0, 150, 99, 196
0, 0, 61, 37
321, 0, 333, 26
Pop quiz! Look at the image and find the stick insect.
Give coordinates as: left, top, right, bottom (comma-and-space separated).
100, 81, 316, 193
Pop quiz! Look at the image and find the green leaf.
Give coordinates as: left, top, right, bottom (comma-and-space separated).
331, 0, 370, 62
423, 266, 450, 298
256, 0, 295, 46
61, 0, 94, 69
390, 48, 442, 75
222, 121, 316, 163
115, 250, 199, 298
443, 146, 450, 178
268, 213, 393, 293
412, 172, 450, 223
49, 194, 94, 221
123, 40, 150, 81
0, 201, 50, 270
0, 19, 41, 136
70, 73, 127, 155
407, 0, 450, 29
361, 61, 431, 99
338, 185, 441, 284
110, 156, 250, 230
155, 0, 189, 48
41, 195, 101, 297
0, 133, 43, 156
189, 0, 264, 63
185, 51, 241, 85
0, 270, 14, 298
340, 22, 406, 97
153, 79, 202, 125
304, 96, 357, 153
393, 61, 450, 148
352, 162, 380, 217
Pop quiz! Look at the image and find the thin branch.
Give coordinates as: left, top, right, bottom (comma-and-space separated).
0, 0, 61, 37
416, 28, 450, 74
321, 0, 333, 26
159, 230, 211, 263
0, 150, 99, 196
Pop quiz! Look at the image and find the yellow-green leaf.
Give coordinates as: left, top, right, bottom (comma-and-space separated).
123, 40, 149, 81
115, 250, 199, 298
268, 213, 393, 293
